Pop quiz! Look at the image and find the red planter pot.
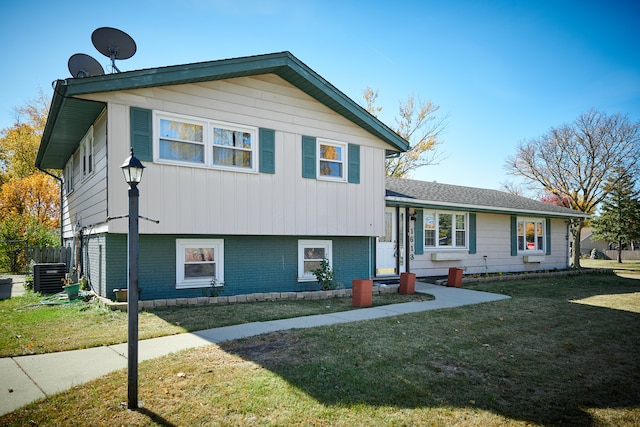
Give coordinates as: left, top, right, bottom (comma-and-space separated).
399, 272, 416, 295
447, 268, 463, 287
352, 279, 373, 307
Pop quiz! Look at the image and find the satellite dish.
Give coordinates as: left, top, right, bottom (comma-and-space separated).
68, 53, 105, 78
91, 27, 136, 72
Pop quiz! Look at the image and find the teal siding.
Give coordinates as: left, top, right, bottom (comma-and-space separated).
130, 107, 153, 161
347, 143, 360, 184
102, 234, 370, 300
468, 213, 477, 254
259, 128, 276, 174
302, 136, 316, 178
414, 209, 424, 255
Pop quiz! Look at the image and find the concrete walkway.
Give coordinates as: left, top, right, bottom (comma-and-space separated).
0, 283, 509, 416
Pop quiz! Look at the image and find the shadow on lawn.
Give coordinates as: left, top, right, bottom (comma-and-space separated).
220, 286, 640, 426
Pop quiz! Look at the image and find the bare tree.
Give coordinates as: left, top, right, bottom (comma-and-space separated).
363, 87, 447, 177
505, 109, 640, 267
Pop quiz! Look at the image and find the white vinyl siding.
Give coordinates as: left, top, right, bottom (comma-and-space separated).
101, 75, 388, 237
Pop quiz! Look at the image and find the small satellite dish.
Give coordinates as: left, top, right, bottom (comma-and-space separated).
68, 53, 105, 78
91, 27, 136, 72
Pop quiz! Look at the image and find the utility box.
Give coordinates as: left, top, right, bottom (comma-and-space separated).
33, 263, 67, 294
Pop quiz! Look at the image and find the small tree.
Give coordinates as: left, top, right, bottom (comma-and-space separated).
590, 169, 640, 262
363, 87, 447, 177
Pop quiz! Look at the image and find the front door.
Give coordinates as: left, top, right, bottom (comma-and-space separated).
376, 207, 406, 275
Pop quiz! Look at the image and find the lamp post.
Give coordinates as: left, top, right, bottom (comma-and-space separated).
121, 148, 145, 410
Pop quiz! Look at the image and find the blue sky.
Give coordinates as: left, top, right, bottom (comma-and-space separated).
1, 0, 638, 190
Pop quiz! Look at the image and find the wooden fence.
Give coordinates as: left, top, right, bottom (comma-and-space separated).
603, 250, 640, 261
28, 246, 72, 266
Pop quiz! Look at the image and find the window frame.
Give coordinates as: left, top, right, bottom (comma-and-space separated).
517, 217, 546, 253
317, 138, 347, 182
175, 239, 224, 289
424, 210, 468, 249
64, 157, 74, 194
80, 126, 94, 180
298, 239, 333, 282
154, 112, 258, 173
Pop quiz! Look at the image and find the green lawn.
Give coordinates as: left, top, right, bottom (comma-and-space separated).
1, 271, 639, 426
0, 291, 433, 357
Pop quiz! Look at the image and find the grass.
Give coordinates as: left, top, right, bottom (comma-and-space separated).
1, 268, 639, 426
0, 291, 433, 357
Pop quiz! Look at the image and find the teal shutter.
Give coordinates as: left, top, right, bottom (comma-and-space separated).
414, 210, 424, 255
510, 216, 518, 256
545, 218, 551, 255
259, 128, 275, 174
302, 136, 316, 178
348, 143, 360, 183
130, 107, 152, 161
468, 213, 477, 254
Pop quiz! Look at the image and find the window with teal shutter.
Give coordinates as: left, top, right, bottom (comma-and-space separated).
414, 210, 424, 254
130, 107, 152, 161
302, 136, 316, 178
348, 144, 360, 183
259, 128, 275, 174
468, 213, 477, 254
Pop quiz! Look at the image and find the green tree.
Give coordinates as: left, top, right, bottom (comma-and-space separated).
590, 169, 640, 262
362, 87, 447, 177
505, 109, 640, 268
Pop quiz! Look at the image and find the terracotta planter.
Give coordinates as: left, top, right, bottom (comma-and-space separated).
352, 279, 373, 307
447, 268, 463, 287
399, 272, 416, 295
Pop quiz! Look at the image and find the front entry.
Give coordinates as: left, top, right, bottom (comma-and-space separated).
376, 207, 406, 275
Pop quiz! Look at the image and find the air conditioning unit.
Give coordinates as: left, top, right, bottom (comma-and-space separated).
33, 263, 67, 294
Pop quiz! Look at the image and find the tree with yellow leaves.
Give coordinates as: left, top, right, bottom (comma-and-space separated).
0, 92, 60, 272
362, 87, 447, 178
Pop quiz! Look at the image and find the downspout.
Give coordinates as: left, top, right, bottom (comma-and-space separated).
37, 167, 63, 247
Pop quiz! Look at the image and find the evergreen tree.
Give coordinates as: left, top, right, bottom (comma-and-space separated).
590, 169, 640, 263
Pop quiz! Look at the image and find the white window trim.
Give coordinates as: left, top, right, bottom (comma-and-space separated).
298, 239, 333, 282
517, 217, 546, 254
424, 211, 468, 249
80, 126, 94, 180
154, 111, 258, 173
317, 138, 347, 182
64, 157, 74, 194
176, 239, 224, 289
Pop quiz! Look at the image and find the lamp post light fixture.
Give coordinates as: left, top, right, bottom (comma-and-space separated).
120, 148, 145, 410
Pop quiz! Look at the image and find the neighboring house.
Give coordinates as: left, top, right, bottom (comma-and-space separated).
36, 51, 409, 300
376, 178, 588, 277
579, 227, 609, 256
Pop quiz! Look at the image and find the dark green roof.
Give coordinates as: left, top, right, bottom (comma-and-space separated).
386, 177, 588, 218
37, 51, 409, 169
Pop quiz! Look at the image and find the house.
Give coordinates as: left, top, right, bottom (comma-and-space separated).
376, 177, 588, 277
36, 51, 409, 300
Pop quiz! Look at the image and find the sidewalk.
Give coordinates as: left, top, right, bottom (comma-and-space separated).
0, 283, 510, 416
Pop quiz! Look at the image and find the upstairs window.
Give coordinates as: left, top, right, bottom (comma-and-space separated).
318, 140, 346, 181
64, 158, 74, 194
156, 112, 257, 172
424, 211, 467, 249
80, 126, 94, 179
159, 118, 205, 164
